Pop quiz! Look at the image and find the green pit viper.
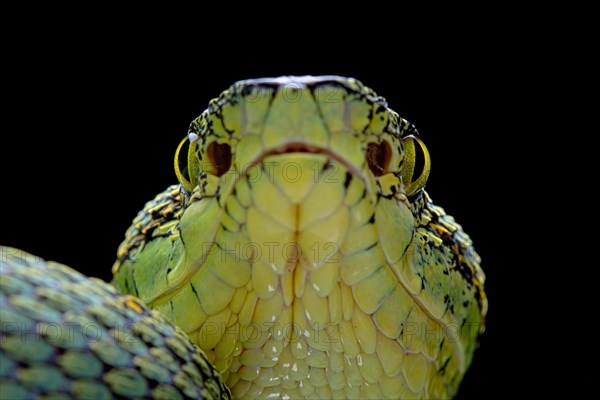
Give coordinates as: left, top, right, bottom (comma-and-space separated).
1, 76, 487, 399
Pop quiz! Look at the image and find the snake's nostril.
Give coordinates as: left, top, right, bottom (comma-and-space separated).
367, 141, 392, 176
207, 142, 232, 177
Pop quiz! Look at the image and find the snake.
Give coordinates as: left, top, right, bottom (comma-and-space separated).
1, 76, 487, 399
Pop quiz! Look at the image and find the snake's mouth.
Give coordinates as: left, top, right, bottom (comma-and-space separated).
248, 142, 366, 184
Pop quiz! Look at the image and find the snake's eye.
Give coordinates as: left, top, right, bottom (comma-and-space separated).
175, 136, 198, 193
367, 141, 392, 176
206, 142, 232, 177
401, 136, 431, 196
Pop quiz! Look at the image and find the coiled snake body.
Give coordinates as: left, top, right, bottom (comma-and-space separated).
1, 76, 487, 399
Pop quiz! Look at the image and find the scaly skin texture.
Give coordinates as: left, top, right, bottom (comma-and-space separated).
0, 247, 230, 400
113, 76, 487, 399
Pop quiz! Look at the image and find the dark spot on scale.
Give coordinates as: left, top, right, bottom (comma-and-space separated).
221, 222, 232, 232
463, 300, 470, 308
241, 86, 253, 97
344, 172, 352, 188
190, 282, 201, 303
439, 357, 451, 375
364, 242, 377, 251
131, 276, 139, 296
368, 214, 375, 224
167, 268, 172, 274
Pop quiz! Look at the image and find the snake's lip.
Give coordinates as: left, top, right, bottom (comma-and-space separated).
248, 142, 366, 183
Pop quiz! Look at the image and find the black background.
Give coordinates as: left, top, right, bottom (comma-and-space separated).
1, 35, 531, 398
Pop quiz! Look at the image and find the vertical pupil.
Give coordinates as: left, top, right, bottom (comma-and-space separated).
412, 143, 425, 182
178, 140, 191, 181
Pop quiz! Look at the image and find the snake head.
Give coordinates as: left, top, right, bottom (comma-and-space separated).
164, 76, 435, 316
175, 76, 430, 203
